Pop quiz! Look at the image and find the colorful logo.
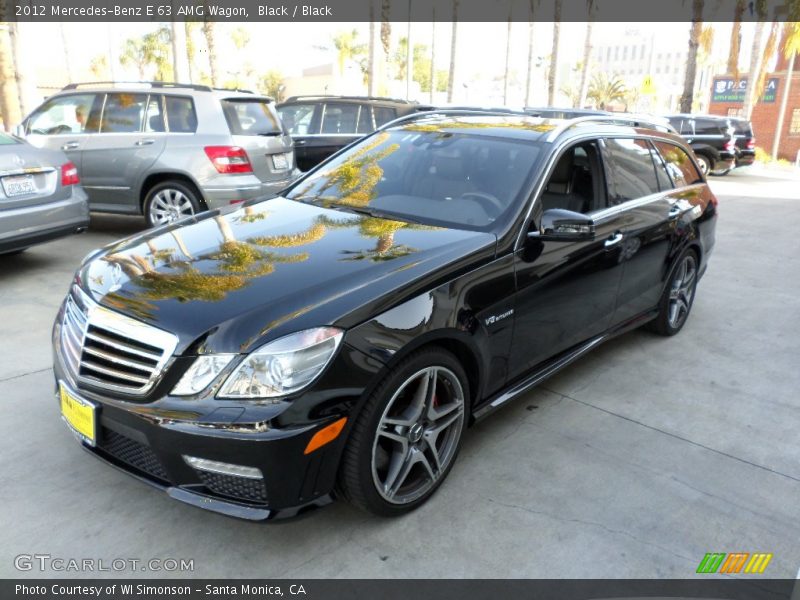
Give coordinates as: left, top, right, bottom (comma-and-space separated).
696, 552, 773, 574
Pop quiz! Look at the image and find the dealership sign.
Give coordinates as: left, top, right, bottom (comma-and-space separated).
712, 77, 779, 103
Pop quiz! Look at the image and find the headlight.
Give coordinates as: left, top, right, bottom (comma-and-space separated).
172, 355, 235, 396
218, 327, 343, 399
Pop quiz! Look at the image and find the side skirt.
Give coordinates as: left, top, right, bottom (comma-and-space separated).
471, 309, 657, 422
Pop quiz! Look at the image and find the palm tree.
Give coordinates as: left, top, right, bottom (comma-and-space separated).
752, 20, 781, 110
429, 8, 436, 103
679, 0, 704, 113
368, 1, 376, 96
548, 0, 562, 106
332, 29, 364, 77
0, 22, 21, 130
185, 22, 199, 83
524, 0, 540, 107
171, 22, 190, 82
503, 3, 513, 105
60, 24, 75, 84
743, 0, 768, 119
727, 0, 745, 79
588, 72, 626, 109
202, 12, 220, 87
771, 21, 799, 159
447, 0, 459, 102
577, 0, 596, 109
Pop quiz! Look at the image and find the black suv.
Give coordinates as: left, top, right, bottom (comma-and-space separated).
728, 117, 756, 168
664, 114, 736, 176
53, 111, 717, 519
277, 95, 428, 171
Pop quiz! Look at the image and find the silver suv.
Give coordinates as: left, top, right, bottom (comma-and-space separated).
17, 82, 296, 227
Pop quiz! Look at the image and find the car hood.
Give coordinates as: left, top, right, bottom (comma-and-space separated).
78, 197, 496, 354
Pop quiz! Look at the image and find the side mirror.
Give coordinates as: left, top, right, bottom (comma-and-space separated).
529, 208, 595, 242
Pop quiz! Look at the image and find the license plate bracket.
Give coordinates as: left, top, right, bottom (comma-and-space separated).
2, 174, 36, 197
59, 382, 98, 446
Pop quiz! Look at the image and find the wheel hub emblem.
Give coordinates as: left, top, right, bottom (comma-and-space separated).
408, 423, 424, 443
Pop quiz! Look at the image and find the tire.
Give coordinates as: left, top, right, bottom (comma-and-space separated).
709, 167, 731, 177
645, 249, 699, 336
338, 347, 469, 517
144, 181, 203, 228
695, 154, 712, 176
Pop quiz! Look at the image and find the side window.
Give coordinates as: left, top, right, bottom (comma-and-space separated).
277, 103, 318, 135
100, 93, 148, 133
321, 103, 359, 134
695, 119, 722, 135
540, 140, 606, 215
603, 138, 661, 203
651, 141, 703, 187
27, 94, 97, 135
648, 141, 673, 191
356, 105, 375, 133
164, 96, 198, 133
144, 95, 165, 132
373, 106, 398, 127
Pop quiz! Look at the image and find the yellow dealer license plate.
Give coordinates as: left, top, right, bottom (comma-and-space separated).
59, 382, 97, 446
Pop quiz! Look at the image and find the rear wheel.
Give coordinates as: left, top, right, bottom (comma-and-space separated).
144, 181, 203, 228
695, 154, 711, 176
646, 250, 698, 336
339, 348, 468, 516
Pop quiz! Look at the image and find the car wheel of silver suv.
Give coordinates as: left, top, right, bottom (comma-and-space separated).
144, 181, 203, 228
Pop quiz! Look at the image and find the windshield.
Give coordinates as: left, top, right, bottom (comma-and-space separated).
285, 128, 541, 231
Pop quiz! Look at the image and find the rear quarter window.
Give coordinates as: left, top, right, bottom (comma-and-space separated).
165, 96, 197, 133
651, 140, 703, 187
222, 99, 282, 135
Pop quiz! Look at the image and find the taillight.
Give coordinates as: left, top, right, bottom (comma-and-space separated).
61, 162, 79, 186
746, 138, 755, 150
204, 146, 253, 174
724, 139, 735, 152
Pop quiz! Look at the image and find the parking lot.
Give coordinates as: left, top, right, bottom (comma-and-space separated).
1, 168, 799, 578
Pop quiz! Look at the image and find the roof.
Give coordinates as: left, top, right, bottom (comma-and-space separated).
59, 81, 268, 100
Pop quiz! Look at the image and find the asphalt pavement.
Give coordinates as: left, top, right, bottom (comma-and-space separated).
1, 168, 798, 578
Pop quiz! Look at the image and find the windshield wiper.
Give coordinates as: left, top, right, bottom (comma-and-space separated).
256, 131, 283, 136
332, 204, 423, 225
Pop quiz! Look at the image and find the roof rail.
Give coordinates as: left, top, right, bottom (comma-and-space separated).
62, 81, 213, 92
213, 87, 257, 95
377, 107, 534, 131
283, 94, 415, 104
544, 115, 676, 141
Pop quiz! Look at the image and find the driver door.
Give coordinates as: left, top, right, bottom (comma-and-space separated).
507, 139, 627, 381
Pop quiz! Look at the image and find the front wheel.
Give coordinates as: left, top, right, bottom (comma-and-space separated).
695, 154, 711, 176
646, 250, 699, 336
144, 181, 202, 228
338, 348, 468, 516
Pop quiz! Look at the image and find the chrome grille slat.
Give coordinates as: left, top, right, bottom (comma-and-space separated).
59, 288, 178, 396
83, 330, 162, 361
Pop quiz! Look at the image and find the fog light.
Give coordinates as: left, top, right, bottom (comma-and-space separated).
183, 456, 263, 479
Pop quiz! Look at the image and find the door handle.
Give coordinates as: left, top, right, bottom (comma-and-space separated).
135, 139, 155, 146
61, 142, 80, 150
669, 204, 683, 218
604, 232, 624, 248
294, 139, 307, 145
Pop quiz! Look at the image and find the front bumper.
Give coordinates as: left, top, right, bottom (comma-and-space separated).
51, 302, 384, 520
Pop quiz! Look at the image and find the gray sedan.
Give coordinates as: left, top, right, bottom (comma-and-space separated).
0, 132, 89, 254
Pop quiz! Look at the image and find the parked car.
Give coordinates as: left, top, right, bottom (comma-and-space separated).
729, 116, 756, 168
663, 114, 736, 176
53, 111, 716, 519
17, 82, 296, 227
527, 107, 677, 134
0, 132, 88, 255
276, 95, 428, 171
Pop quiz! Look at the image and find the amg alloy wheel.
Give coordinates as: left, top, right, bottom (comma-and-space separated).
339, 348, 468, 516
646, 250, 698, 336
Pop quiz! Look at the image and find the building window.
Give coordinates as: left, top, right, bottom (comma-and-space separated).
790, 108, 800, 135
727, 108, 744, 118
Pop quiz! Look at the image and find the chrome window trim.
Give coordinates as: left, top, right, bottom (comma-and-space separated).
62, 286, 179, 396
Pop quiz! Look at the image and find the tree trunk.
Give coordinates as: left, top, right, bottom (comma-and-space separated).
771, 50, 794, 160
727, 0, 744, 78
547, 0, 561, 106
447, 0, 459, 102
0, 23, 21, 130
503, 8, 512, 105
202, 20, 219, 87
525, 20, 535, 106
578, 1, 595, 109
679, 0, 703, 113
171, 22, 190, 83
429, 10, 436, 103
60, 23, 74, 84
8, 23, 36, 117
368, 2, 376, 96
743, 20, 766, 119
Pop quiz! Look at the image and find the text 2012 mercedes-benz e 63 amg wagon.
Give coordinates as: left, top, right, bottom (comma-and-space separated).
53, 111, 717, 519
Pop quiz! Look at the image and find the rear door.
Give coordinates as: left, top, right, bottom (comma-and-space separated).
80, 93, 167, 212
600, 137, 682, 325
221, 97, 295, 183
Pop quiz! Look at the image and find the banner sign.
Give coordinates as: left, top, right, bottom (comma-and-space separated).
712, 77, 779, 103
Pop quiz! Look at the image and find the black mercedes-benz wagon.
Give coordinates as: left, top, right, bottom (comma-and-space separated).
53, 111, 717, 519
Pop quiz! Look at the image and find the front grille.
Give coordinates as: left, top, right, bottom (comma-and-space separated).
196, 471, 268, 504
60, 290, 178, 395
98, 428, 170, 482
